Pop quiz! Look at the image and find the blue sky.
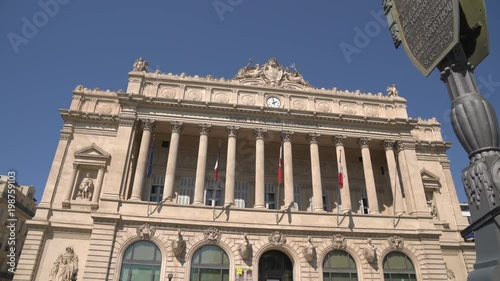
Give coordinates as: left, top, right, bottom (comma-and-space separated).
1, 0, 499, 202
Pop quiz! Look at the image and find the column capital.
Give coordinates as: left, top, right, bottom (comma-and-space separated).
254, 128, 267, 140
358, 137, 371, 148
142, 119, 155, 131
171, 121, 183, 133
281, 130, 294, 142
333, 135, 347, 147
199, 123, 212, 136
440, 161, 451, 169
227, 126, 239, 137
307, 133, 321, 144
98, 164, 107, 171
383, 139, 396, 151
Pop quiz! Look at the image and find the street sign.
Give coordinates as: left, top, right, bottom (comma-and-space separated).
459, 0, 489, 67
385, 0, 460, 76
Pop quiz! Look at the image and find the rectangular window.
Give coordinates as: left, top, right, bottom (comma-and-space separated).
265, 183, 276, 210
178, 177, 195, 205
235, 181, 249, 208
149, 175, 164, 202
204, 179, 223, 207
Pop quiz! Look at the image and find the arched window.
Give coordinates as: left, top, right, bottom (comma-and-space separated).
190, 245, 229, 281
323, 250, 358, 281
383, 252, 417, 281
119, 241, 162, 281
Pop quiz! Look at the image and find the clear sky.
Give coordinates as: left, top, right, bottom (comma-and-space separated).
1, 0, 499, 203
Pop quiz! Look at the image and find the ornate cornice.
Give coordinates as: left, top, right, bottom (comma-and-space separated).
199, 123, 211, 136
119, 117, 136, 127
333, 135, 347, 147
227, 126, 240, 137
395, 141, 416, 152
254, 128, 267, 140
281, 130, 294, 142
307, 133, 321, 144
358, 137, 371, 148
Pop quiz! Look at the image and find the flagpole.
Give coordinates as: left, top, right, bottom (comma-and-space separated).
213, 139, 221, 221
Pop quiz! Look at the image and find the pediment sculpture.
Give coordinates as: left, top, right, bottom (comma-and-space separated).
49, 247, 79, 281
234, 58, 310, 89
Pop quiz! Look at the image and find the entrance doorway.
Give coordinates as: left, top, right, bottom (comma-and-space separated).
258, 250, 293, 281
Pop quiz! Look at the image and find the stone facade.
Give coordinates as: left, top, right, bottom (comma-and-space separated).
0, 175, 36, 281
13, 58, 475, 281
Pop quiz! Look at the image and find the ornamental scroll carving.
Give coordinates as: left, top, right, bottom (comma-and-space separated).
269, 231, 286, 245
48, 247, 79, 281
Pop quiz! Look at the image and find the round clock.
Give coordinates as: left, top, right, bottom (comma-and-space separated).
266, 96, 281, 108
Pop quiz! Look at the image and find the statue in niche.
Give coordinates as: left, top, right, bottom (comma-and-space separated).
77, 173, 94, 200
49, 247, 79, 281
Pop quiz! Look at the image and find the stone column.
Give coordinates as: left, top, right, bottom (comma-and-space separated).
358, 138, 379, 214
162, 122, 183, 202
224, 126, 239, 207
308, 133, 324, 212
193, 124, 211, 205
383, 140, 405, 215
130, 120, 155, 201
396, 141, 429, 215
282, 131, 295, 209
62, 163, 79, 207
333, 135, 351, 213
91, 165, 106, 208
254, 128, 267, 209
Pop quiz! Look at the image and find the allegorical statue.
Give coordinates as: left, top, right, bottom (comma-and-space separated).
386, 84, 399, 97
133, 57, 149, 72
77, 173, 94, 200
48, 247, 79, 281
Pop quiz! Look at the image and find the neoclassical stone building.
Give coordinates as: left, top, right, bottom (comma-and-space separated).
14, 58, 474, 281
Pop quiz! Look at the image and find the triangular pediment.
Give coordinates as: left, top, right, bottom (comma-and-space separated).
420, 168, 440, 181
74, 143, 111, 160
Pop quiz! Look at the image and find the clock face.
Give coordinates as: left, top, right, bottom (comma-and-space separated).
266, 96, 281, 108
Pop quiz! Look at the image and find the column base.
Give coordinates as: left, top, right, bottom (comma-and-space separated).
314, 208, 326, 213
129, 196, 142, 201
369, 210, 380, 215
192, 202, 204, 206
254, 205, 266, 209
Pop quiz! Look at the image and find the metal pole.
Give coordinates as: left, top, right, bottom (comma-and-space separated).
438, 44, 500, 281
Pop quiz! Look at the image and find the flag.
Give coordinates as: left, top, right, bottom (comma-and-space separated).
338, 152, 344, 189
146, 136, 155, 177
214, 140, 221, 182
278, 141, 283, 184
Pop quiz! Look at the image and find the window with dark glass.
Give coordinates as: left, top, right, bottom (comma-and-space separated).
119, 241, 162, 281
383, 252, 417, 281
190, 245, 229, 281
323, 250, 358, 281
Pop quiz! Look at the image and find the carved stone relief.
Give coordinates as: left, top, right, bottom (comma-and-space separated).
137, 223, 155, 240
363, 238, 377, 265
292, 99, 307, 110
365, 107, 379, 117
187, 90, 202, 101
76, 173, 94, 201
238, 234, 252, 260
158, 87, 176, 99
332, 234, 346, 249
388, 235, 404, 249
269, 231, 286, 245
240, 95, 255, 106
204, 227, 221, 243
48, 247, 79, 281
317, 102, 331, 113
302, 236, 316, 262
214, 92, 229, 103
95, 102, 113, 114
342, 105, 356, 115
172, 230, 186, 258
